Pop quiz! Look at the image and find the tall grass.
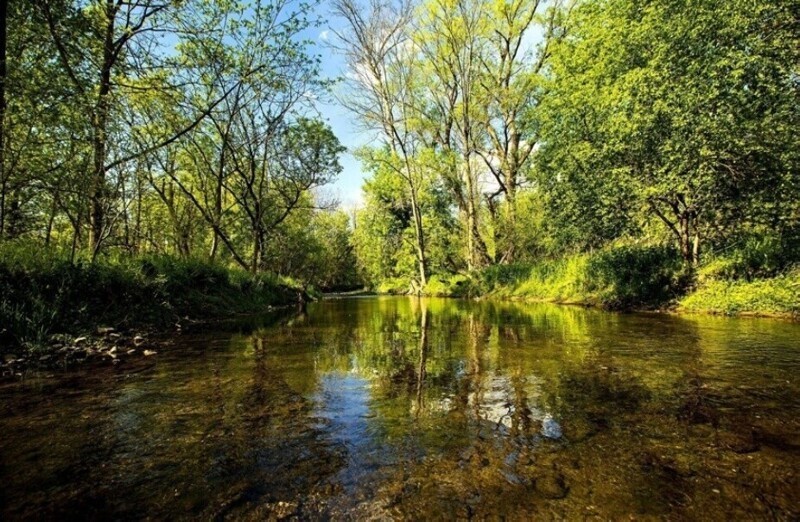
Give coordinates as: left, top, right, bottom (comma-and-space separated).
680, 269, 800, 317
0, 242, 299, 352
472, 244, 688, 310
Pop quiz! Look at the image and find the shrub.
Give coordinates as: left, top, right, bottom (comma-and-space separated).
477, 244, 688, 309
377, 277, 411, 295
586, 244, 689, 309
423, 273, 476, 297
0, 243, 300, 353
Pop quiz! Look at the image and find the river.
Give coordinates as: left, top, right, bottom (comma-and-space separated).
1, 296, 799, 519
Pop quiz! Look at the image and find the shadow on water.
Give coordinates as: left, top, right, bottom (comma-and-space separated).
1, 297, 799, 519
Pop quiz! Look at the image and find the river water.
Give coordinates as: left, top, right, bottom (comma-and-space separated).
1, 297, 799, 520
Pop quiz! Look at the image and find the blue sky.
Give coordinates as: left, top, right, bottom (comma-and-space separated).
304, 7, 370, 209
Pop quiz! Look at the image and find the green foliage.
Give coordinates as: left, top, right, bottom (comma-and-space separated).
423, 274, 474, 298
377, 277, 412, 295
699, 234, 799, 282
586, 245, 690, 310
537, 0, 800, 261
681, 271, 800, 317
490, 256, 593, 304
0, 243, 299, 352
475, 244, 689, 309
352, 147, 461, 288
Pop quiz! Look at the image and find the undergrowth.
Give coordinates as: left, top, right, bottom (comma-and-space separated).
0, 243, 300, 353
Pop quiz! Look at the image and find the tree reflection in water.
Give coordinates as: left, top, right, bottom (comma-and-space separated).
1, 297, 799, 519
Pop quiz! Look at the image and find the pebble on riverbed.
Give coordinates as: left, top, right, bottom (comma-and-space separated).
0, 330, 156, 377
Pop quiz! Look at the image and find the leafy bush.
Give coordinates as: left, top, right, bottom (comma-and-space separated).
477, 264, 532, 290
377, 277, 411, 295
476, 244, 688, 309
423, 273, 475, 297
700, 233, 800, 282
0, 244, 300, 353
586, 244, 689, 309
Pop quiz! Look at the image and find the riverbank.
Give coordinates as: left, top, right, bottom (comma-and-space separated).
0, 248, 304, 363
404, 245, 799, 319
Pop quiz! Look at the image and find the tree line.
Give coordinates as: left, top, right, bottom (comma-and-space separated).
336, 0, 799, 290
1, 0, 797, 296
0, 0, 361, 289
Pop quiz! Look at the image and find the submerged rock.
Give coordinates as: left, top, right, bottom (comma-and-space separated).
269, 500, 299, 519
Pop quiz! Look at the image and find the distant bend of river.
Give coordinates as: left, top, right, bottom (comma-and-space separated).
1, 296, 799, 519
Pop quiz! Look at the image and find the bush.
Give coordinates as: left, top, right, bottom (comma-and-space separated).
586, 244, 690, 309
0, 244, 300, 353
681, 269, 800, 316
476, 244, 688, 309
377, 277, 411, 295
423, 273, 476, 297
701, 234, 794, 281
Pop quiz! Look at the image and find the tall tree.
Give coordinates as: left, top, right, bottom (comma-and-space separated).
332, 0, 431, 288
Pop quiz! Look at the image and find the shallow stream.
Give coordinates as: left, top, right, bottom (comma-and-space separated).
1, 297, 799, 519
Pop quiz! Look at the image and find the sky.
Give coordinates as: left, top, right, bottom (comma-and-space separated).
298, 0, 545, 211
303, 8, 371, 210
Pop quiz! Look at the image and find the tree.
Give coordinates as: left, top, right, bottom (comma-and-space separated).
538, 0, 800, 264
332, 0, 431, 288
415, 0, 492, 269
475, 0, 570, 263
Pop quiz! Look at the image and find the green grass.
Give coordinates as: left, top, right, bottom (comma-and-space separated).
477, 244, 689, 310
680, 270, 800, 317
369, 240, 800, 319
0, 243, 301, 353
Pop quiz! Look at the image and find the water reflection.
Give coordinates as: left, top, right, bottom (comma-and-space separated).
1, 297, 799, 519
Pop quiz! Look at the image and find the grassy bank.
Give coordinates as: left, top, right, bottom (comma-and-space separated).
414, 243, 799, 319
679, 272, 800, 317
0, 245, 302, 354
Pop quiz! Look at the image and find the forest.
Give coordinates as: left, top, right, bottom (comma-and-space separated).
0, 0, 798, 350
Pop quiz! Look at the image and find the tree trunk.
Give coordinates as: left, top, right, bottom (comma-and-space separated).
409, 184, 427, 289
251, 228, 263, 274
0, 0, 7, 240
502, 174, 517, 263
464, 161, 489, 270
89, 1, 116, 253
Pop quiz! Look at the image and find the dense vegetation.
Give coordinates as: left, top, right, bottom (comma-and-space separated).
0, 0, 359, 283
0, 247, 304, 350
0, 0, 364, 350
0, 0, 798, 354
336, 0, 799, 315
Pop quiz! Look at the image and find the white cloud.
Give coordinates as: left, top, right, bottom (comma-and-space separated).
319, 30, 330, 41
